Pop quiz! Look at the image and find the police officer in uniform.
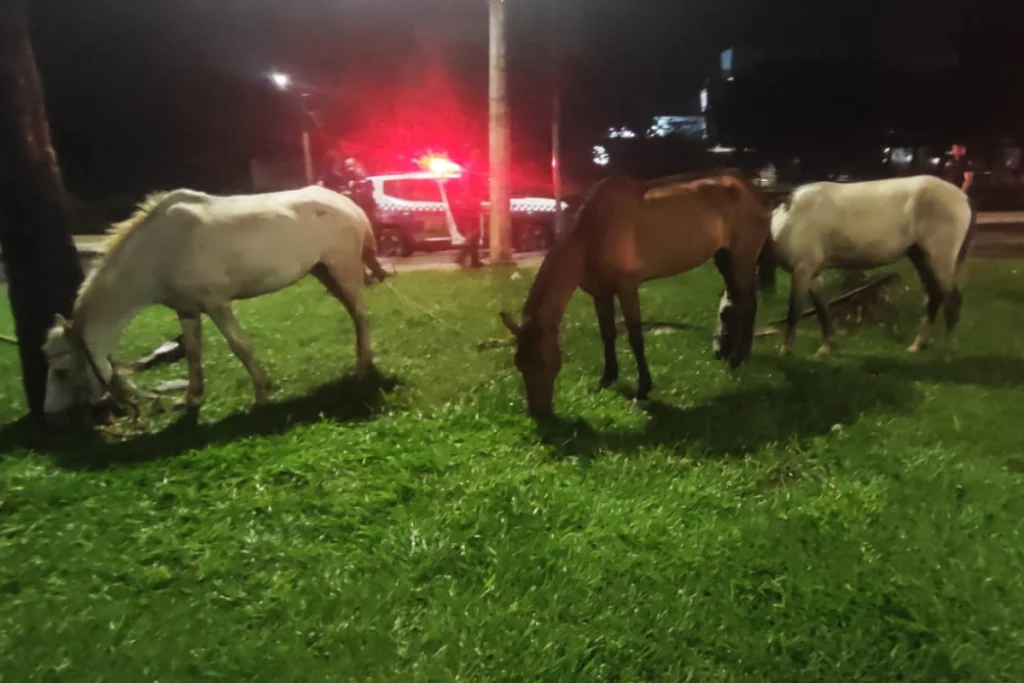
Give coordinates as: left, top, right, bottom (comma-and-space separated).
941, 142, 975, 195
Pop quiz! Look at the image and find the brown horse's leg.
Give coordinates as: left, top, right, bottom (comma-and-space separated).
714, 249, 757, 367
594, 295, 618, 388
712, 252, 738, 362
617, 288, 652, 402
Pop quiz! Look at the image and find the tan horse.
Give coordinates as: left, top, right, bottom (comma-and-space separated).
770, 175, 974, 356
500, 170, 775, 417
42, 186, 388, 417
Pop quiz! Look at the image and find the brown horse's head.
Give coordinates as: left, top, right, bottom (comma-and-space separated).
500, 311, 561, 418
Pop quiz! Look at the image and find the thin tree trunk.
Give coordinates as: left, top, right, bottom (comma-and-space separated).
0, 0, 84, 418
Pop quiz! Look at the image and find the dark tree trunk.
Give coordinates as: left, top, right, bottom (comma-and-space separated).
0, 0, 84, 417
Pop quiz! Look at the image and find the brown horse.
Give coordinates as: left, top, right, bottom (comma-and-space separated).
499, 170, 775, 417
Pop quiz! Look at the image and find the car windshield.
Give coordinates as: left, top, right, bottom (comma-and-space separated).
444, 173, 487, 204
381, 179, 444, 202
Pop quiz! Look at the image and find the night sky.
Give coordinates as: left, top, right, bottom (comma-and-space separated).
26, 0, 1006, 199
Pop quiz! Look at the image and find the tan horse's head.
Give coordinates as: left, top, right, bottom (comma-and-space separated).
42, 315, 105, 416
500, 312, 561, 418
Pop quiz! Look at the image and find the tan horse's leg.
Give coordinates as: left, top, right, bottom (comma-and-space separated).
808, 276, 835, 356
593, 295, 619, 388
177, 311, 204, 407
906, 246, 946, 353
206, 303, 271, 406
617, 287, 652, 402
311, 263, 373, 371
781, 269, 812, 356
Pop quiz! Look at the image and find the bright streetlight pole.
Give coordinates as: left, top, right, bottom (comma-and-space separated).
270, 70, 314, 187
488, 0, 514, 264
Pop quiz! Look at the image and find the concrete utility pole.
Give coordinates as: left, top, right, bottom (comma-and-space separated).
550, 1, 565, 236
300, 93, 314, 186
488, 0, 513, 264
0, 0, 85, 417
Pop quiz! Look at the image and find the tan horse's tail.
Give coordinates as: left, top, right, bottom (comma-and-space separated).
361, 222, 389, 284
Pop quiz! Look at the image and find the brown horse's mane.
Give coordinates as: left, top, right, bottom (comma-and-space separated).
642, 167, 742, 189
644, 168, 771, 212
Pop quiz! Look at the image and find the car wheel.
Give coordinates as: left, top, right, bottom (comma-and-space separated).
377, 227, 409, 258
514, 223, 551, 253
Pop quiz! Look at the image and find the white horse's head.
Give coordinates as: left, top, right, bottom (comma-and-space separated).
42, 315, 105, 416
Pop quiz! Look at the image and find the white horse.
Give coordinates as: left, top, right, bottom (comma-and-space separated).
43, 185, 388, 417
769, 175, 974, 356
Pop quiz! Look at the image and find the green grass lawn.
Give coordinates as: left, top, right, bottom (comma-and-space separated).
2, 259, 1024, 682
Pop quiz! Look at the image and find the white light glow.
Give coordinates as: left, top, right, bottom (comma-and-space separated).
592, 145, 610, 166
419, 155, 462, 177
607, 126, 636, 139
270, 71, 292, 90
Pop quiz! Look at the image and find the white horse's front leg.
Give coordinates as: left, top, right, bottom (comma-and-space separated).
781, 270, 811, 356
206, 303, 270, 406
177, 312, 204, 408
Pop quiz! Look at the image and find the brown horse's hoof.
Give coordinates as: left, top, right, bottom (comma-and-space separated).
815, 342, 835, 357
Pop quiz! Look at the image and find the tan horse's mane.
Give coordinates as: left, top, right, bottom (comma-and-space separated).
106, 191, 172, 252
78, 191, 173, 297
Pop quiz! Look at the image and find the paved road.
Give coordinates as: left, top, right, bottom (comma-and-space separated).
2, 214, 1022, 283
68, 236, 546, 273
69, 213, 1024, 265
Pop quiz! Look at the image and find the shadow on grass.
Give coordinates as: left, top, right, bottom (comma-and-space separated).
859, 355, 1024, 390
0, 369, 401, 470
538, 357, 921, 459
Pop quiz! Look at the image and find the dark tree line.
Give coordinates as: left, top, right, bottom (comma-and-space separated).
0, 0, 84, 418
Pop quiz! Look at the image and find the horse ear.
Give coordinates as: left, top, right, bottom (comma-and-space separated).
499, 311, 521, 337
54, 314, 71, 331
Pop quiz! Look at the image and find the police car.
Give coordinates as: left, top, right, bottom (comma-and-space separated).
366, 158, 566, 258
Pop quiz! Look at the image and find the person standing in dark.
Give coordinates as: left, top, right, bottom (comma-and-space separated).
449, 173, 484, 268
941, 142, 975, 195
453, 215, 483, 268
340, 156, 378, 226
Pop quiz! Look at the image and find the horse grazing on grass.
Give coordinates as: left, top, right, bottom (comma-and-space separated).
500, 170, 775, 417
770, 175, 974, 356
43, 186, 389, 418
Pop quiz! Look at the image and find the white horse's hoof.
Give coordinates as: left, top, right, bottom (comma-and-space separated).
815, 343, 834, 357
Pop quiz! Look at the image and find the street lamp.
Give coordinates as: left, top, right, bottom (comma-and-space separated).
270, 71, 292, 91
268, 70, 314, 186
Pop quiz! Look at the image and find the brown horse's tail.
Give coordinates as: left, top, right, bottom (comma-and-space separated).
757, 236, 777, 293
